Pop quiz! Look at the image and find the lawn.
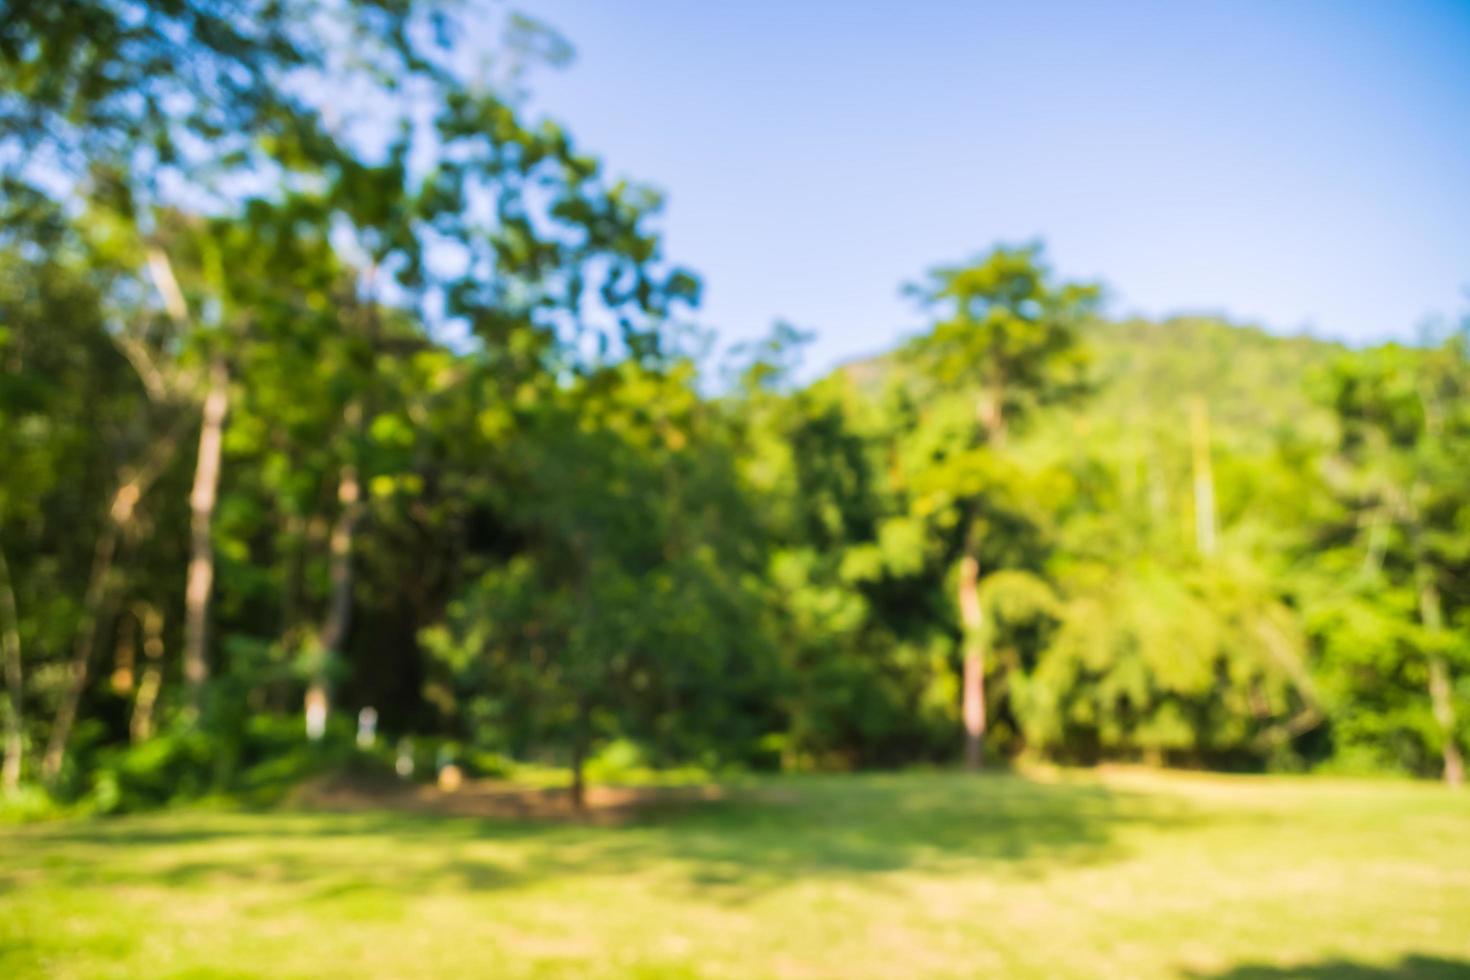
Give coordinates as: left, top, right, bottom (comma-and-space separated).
2, 768, 1468, 979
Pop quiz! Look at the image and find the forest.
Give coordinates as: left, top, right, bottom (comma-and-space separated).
2, 0, 1468, 825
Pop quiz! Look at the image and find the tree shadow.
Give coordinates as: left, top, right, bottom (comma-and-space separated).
1186, 955, 1470, 979
1, 771, 1195, 904
573, 771, 1195, 900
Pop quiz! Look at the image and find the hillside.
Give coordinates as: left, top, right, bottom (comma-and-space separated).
1076, 317, 1344, 452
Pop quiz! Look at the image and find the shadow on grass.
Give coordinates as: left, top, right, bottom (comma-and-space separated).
586, 771, 1195, 899
1186, 955, 1470, 979
1, 771, 1193, 903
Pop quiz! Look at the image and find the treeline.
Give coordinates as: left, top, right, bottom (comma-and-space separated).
1, 1, 1467, 810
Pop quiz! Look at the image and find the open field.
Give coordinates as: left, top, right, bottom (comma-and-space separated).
2, 769, 1468, 979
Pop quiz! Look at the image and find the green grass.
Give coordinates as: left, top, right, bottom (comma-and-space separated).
3, 768, 1468, 979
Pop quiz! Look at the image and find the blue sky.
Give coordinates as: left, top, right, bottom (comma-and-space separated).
514, 1, 1470, 375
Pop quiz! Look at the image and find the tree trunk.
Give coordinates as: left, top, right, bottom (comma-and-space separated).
1428, 656, 1463, 788
42, 429, 181, 780
183, 358, 229, 718
0, 543, 23, 791
1190, 396, 1217, 559
304, 462, 363, 740
569, 740, 586, 814
569, 697, 590, 813
1418, 569, 1464, 788
958, 548, 986, 771
961, 381, 1005, 772
42, 522, 121, 782
977, 385, 1007, 447
130, 604, 166, 744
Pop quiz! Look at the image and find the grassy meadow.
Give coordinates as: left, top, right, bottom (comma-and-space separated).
2, 769, 1468, 979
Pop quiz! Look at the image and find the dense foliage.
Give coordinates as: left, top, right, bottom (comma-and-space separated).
2, 2, 1466, 812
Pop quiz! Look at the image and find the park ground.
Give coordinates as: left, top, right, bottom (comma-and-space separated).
1, 768, 1468, 979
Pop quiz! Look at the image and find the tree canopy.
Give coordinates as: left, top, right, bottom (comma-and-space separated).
1, 2, 1467, 810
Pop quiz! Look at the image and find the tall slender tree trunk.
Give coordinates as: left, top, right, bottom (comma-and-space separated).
144, 241, 222, 719
957, 384, 1006, 771
44, 475, 149, 782
978, 384, 1007, 448
183, 358, 229, 718
958, 548, 986, 771
1418, 567, 1464, 788
304, 462, 363, 739
130, 604, 166, 744
42, 518, 122, 783
42, 426, 182, 780
0, 544, 23, 791
1428, 657, 1463, 788
569, 697, 589, 813
1190, 396, 1217, 559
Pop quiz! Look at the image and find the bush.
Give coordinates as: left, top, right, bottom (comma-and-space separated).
0, 784, 63, 824
82, 708, 398, 814
88, 728, 216, 814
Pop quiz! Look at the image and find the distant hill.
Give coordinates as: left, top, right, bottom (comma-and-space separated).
835, 316, 1350, 554
1075, 317, 1344, 453
838, 315, 1345, 451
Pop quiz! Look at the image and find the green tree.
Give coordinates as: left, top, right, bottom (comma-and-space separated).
900, 244, 1099, 769
1307, 336, 1470, 785
425, 361, 773, 807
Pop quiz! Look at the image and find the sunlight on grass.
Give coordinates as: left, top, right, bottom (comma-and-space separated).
2, 769, 1467, 979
